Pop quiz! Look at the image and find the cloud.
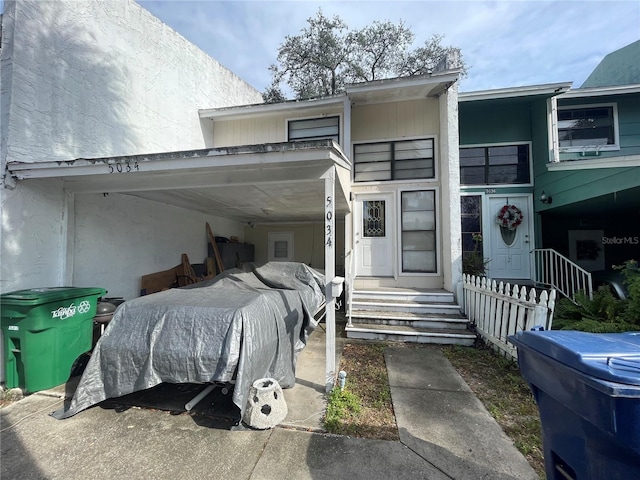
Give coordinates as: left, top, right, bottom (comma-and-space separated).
138, 0, 640, 93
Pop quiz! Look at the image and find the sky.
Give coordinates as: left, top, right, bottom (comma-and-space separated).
0, 1, 637, 94
135, 0, 640, 94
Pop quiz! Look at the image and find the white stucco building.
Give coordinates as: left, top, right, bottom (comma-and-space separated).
1, 0, 263, 296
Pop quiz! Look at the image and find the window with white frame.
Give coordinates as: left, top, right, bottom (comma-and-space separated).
288, 116, 339, 143
401, 190, 436, 273
557, 104, 618, 151
268, 232, 294, 262
354, 139, 435, 182
460, 144, 531, 185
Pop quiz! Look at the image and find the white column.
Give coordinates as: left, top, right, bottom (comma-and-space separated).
439, 82, 461, 294
323, 166, 336, 392
342, 96, 351, 157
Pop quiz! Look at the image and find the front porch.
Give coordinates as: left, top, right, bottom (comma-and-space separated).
345, 285, 476, 346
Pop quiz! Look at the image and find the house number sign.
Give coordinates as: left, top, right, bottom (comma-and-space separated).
107, 160, 140, 174
326, 195, 333, 248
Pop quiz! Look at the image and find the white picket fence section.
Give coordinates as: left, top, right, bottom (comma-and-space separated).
462, 274, 557, 359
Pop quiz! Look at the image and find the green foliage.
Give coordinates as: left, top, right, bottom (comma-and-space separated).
265, 9, 466, 101
463, 232, 489, 276
463, 251, 490, 276
324, 387, 362, 431
615, 259, 640, 322
553, 260, 640, 333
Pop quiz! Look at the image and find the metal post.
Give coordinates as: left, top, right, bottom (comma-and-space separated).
323, 167, 336, 392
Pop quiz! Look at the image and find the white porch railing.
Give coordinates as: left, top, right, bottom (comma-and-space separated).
462, 274, 557, 360
533, 248, 593, 301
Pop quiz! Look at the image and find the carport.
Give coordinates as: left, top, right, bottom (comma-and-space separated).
7, 139, 352, 390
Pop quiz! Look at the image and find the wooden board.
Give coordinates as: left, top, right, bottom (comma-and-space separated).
206, 222, 225, 274
140, 265, 180, 296
206, 257, 216, 277
180, 253, 198, 286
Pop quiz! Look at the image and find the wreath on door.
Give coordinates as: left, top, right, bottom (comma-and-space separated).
496, 204, 524, 231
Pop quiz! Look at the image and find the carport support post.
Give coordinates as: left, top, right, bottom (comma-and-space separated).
323, 167, 336, 392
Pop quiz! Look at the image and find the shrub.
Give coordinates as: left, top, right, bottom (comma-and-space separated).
553, 259, 640, 333
463, 233, 490, 276
615, 259, 640, 323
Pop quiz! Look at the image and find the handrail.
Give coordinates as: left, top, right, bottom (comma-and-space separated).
533, 249, 593, 301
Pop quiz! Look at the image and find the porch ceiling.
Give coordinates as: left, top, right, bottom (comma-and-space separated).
542, 185, 640, 217
8, 141, 352, 223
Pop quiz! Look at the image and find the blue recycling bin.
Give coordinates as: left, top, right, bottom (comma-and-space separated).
508, 330, 640, 480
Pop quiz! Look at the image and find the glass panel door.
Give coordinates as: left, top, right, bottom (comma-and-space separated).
363, 200, 386, 237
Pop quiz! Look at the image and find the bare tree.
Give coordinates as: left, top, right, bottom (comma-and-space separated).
348, 20, 414, 82
265, 10, 466, 102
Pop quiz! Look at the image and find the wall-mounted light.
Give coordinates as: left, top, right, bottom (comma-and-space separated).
540, 191, 553, 204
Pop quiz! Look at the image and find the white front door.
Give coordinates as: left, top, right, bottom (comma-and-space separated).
355, 194, 394, 277
488, 196, 532, 280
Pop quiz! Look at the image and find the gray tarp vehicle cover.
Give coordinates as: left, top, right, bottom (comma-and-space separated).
53, 262, 325, 419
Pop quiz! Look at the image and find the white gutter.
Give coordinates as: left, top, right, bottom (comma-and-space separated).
459, 82, 573, 102
345, 71, 460, 94
559, 84, 640, 98
199, 95, 346, 120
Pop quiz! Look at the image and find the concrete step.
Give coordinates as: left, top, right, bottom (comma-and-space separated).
352, 288, 454, 304
349, 310, 468, 330
345, 323, 476, 346
351, 299, 461, 315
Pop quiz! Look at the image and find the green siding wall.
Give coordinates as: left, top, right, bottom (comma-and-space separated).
536, 166, 640, 211
531, 99, 552, 177
537, 93, 640, 211
459, 101, 532, 145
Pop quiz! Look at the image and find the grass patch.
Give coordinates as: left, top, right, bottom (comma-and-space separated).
325, 341, 545, 478
323, 342, 398, 440
441, 344, 545, 478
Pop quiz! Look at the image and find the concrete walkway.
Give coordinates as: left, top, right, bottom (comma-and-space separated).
1, 322, 539, 480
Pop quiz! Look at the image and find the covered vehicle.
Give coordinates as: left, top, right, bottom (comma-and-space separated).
53, 262, 325, 419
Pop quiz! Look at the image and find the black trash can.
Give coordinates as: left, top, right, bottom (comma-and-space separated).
509, 330, 640, 480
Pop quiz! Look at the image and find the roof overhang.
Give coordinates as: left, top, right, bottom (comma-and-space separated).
459, 82, 573, 102
7, 141, 352, 223
346, 71, 461, 104
199, 96, 346, 121
199, 71, 462, 122
558, 84, 640, 98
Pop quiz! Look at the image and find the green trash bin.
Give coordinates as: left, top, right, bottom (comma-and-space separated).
1, 287, 106, 393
